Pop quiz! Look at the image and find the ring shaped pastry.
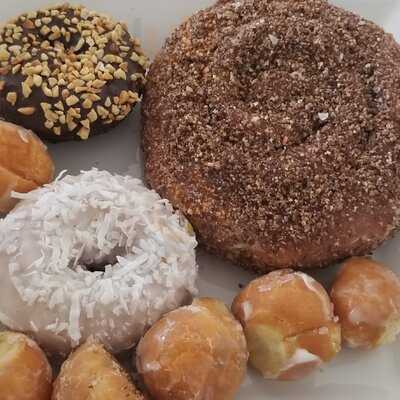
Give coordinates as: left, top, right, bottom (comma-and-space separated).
0, 169, 198, 356
142, 0, 400, 271
0, 4, 148, 141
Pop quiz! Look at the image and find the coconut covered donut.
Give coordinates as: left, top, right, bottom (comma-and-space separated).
143, 0, 400, 271
0, 169, 198, 355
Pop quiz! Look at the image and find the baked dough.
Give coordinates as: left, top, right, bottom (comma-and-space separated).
142, 0, 400, 271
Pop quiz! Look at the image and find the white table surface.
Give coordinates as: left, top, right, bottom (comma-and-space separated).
1, 1, 400, 399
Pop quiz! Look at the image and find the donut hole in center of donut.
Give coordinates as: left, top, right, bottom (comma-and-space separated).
211, 16, 374, 150
84, 261, 106, 273
69, 245, 126, 274
85, 259, 115, 273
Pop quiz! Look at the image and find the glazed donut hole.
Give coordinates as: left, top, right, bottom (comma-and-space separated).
331, 257, 400, 349
0, 331, 52, 400
136, 298, 248, 400
53, 340, 144, 400
0, 120, 54, 213
232, 270, 341, 381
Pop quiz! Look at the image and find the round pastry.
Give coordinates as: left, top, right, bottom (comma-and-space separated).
136, 298, 248, 400
0, 4, 148, 142
142, 0, 400, 271
0, 331, 52, 400
0, 120, 54, 213
331, 257, 400, 349
53, 340, 144, 400
0, 169, 198, 355
232, 270, 341, 380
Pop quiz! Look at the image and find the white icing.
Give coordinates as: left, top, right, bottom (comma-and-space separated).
242, 301, 253, 321
348, 308, 365, 325
295, 272, 318, 293
17, 128, 29, 143
0, 169, 198, 355
257, 270, 295, 293
142, 361, 161, 372
155, 319, 176, 344
281, 348, 322, 374
295, 272, 333, 318
318, 326, 329, 335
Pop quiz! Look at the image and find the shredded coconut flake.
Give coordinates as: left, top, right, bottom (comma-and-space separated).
281, 348, 322, 373
0, 169, 198, 355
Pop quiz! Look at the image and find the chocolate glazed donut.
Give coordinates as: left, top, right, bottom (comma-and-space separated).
142, 0, 400, 272
0, 4, 148, 142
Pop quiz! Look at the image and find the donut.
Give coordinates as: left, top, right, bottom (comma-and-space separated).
142, 0, 400, 271
232, 270, 341, 380
0, 120, 54, 213
0, 169, 198, 355
0, 331, 52, 400
0, 4, 148, 142
136, 298, 248, 400
53, 340, 144, 400
331, 257, 400, 349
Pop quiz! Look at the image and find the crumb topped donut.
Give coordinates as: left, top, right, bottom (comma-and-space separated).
143, 0, 400, 271
0, 4, 148, 141
0, 169, 198, 355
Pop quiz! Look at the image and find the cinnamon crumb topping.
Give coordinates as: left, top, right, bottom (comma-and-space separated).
143, 0, 400, 269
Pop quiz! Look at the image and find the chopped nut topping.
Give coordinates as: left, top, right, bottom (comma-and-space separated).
42, 85, 53, 97
87, 109, 98, 122
97, 105, 108, 118
6, 91, 17, 105
114, 68, 127, 80
12, 64, 21, 74
18, 106, 35, 115
33, 74, 43, 87
54, 101, 64, 110
44, 120, 54, 129
0, 47, 10, 61
81, 119, 90, 129
82, 98, 93, 109
23, 20, 35, 30
0, 4, 147, 139
21, 81, 32, 98
40, 26, 51, 36
78, 126, 90, 140
67, 120, 77, 131
66, 95, 79, 106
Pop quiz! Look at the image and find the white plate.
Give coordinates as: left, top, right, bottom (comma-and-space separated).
1, 1, 400, 399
